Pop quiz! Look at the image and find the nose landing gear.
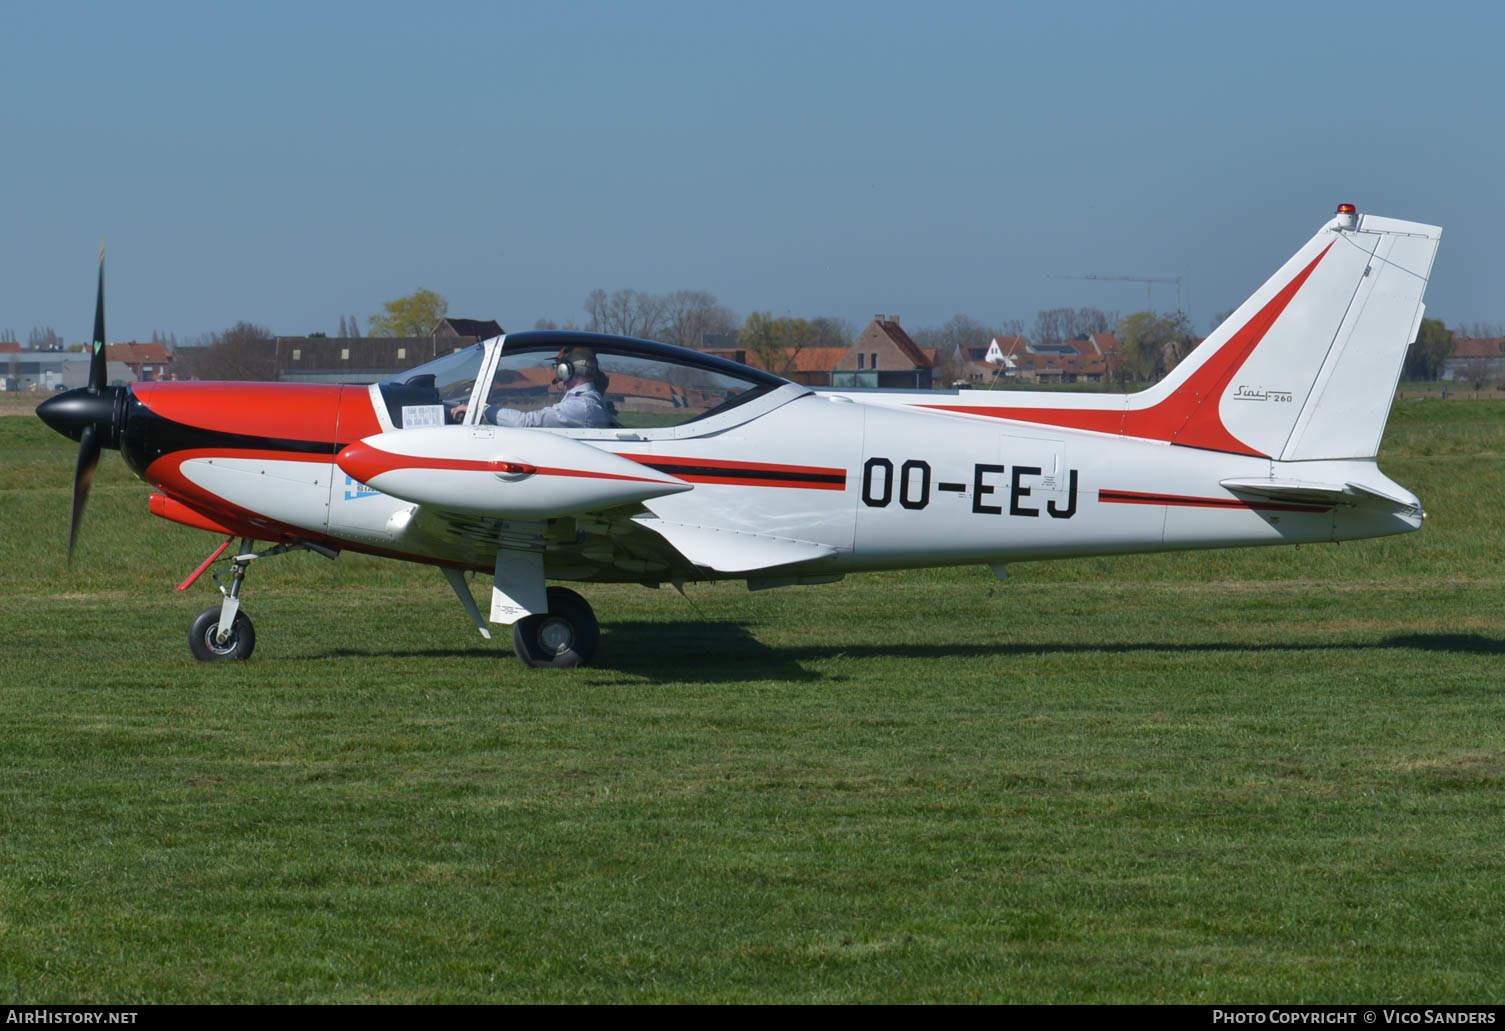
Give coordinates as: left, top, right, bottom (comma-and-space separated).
186, 537, 338, 662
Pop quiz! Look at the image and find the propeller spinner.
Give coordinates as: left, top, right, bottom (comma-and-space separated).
35, 246, 128, 565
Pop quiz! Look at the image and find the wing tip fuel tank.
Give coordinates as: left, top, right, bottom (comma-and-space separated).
336, 426, 691, 517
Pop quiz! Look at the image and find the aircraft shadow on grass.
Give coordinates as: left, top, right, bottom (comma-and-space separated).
777, 633, 1505, 662
313, 626, 1505, 679
314, 619, 821, 683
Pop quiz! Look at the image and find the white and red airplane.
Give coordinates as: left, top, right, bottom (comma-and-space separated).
38, 205, 1440, 667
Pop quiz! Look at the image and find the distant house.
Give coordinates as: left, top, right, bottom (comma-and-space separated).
274, 319, 503, 383
436, 318, 503, 341
831, 315, 932, 389
701, 316, 933, 389
985, 333, 1119, 384
1442, 337, 1505, 383
106, 342, 174, 382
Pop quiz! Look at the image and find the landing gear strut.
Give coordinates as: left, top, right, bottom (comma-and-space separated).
186, 536, 337, 662
511, 586, 599, 668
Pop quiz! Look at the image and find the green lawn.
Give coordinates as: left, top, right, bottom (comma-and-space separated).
1, 400, 1502, 1002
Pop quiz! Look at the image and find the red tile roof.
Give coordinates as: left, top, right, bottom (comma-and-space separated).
106, 342, 171, 364
874, 320, 932, 368
1450, 337, 1505, 359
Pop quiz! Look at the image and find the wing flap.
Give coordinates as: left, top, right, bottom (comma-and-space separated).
631, 516, 836, 573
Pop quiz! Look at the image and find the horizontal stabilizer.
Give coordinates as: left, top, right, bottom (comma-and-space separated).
1219, 477, 1418, 514
633, 516, 836, 573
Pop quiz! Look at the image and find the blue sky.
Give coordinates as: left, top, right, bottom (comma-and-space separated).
4, 0, 1499, 344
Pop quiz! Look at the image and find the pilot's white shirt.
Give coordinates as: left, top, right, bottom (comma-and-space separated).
485, 383, 610, 429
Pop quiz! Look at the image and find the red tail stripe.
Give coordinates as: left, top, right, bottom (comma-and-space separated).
918, 242, 1335, 457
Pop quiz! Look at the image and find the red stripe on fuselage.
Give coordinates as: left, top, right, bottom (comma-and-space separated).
335, 442, 677, 487
917, 243, 1335, 457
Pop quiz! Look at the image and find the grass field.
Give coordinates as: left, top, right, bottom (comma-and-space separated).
2, 397, 1503, 1003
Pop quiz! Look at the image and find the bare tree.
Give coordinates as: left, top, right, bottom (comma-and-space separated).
911, 315, 994, 384
808, 316, 853, 350
1461, 357, 1491, 391
28, 326, 62, 351
176, 322, 277, 381
1032, 307, 1116, 344
659, 290, 736, 351
584, 289, 669, 340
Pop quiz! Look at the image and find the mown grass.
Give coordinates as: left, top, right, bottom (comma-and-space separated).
1, 402, 1503, 1002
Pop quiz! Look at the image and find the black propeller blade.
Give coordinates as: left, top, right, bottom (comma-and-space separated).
69, 247, 109, 565
68, 424, 101, 565
90, 243, 107, 392
35, 245, 124, 567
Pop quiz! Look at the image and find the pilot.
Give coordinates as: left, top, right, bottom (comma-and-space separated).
456, 346, 614, 428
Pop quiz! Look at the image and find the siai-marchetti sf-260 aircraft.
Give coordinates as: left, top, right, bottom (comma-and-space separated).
38, 204, 1440, 667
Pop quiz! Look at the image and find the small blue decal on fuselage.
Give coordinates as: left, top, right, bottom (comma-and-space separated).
343, 475, 381, 500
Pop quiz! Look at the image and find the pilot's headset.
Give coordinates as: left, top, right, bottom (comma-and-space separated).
553, 346, 600, 384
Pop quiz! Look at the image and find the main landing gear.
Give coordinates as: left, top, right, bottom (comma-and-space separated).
511, 586, 599, 668
442, 561, 601, 668
187, 537, 337, 662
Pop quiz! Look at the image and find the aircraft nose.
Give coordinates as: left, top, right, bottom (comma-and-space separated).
36, 386, 126, 448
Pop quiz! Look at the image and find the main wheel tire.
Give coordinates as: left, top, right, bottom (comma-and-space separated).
188, 606, 256, 662
511, 586, 599, 668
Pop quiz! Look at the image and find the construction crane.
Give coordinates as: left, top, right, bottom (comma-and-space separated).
1048, 273, 1183, 312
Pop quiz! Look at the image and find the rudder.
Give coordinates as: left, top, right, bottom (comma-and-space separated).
1277, 214, 1441, 460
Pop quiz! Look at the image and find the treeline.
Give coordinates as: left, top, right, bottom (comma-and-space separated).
79, 283, 1486, 388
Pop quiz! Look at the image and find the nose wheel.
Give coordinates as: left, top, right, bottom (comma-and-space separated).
511, 586, 599, 668
184, 536, 337, 662
189, 606, 256, 661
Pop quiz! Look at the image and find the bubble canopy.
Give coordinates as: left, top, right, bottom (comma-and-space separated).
377, 332, 788, 431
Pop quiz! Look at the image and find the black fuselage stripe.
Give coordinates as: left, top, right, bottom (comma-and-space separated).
122, 397, 338, 474
632, 460, 845, 485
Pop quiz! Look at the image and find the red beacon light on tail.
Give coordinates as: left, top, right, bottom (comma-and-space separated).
1335, 202, 1358, 230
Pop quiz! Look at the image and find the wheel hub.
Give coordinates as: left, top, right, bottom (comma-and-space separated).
538, 617, 574, 654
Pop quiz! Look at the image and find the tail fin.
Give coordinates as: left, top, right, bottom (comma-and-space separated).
921, 207, 1441, 462
1136, 206, 1441, 460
